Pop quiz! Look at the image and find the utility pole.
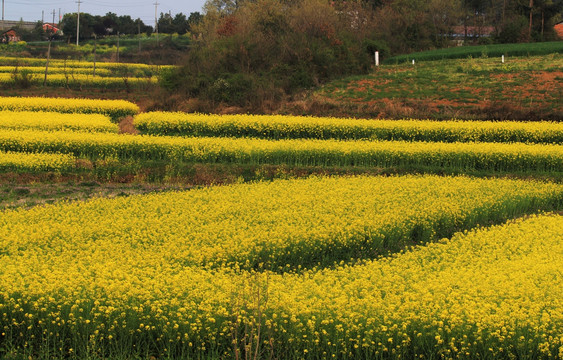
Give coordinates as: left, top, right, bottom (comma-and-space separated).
76, 0, 82, 46
138, 19, 141, 53
116, 31, 120, 63
42, 10, 44, 23
154, 1, 159, 46
1, 0, 4, 32
58, 8, 61, 26
44, 15, 55, 86
528, 0, 533, 40
93, 33, 96, 77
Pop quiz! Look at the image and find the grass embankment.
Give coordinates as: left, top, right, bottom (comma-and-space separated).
384, 41, 563, 63
308, 54, 563, 120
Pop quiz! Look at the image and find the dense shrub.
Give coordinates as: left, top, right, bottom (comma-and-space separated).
160, 0, 384, 107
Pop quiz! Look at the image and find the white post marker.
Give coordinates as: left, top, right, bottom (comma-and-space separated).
412, 59, 415, 65
375, 51, 379, 67
502, 55, 505, 63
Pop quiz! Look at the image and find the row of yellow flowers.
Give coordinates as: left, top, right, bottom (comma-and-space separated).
0, 129, 561, 174
0, 56, 176, 71
0, 111, 118, 133
0, 175, 560, 270
0, 66, 113, 77
0, 96, 139, 121
0, 73, 157, 91
134, 112, 563, 144
0, 176, 561, 358
0, 150, 75, 171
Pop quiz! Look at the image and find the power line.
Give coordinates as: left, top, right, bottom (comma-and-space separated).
10, 1, 71, 5
89, 0, 146, 6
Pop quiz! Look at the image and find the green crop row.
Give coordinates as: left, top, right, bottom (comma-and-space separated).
385, 41, 563, 63
134, 112, 563, 143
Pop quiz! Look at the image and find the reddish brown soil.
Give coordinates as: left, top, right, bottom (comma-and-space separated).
317, 69, 562, 120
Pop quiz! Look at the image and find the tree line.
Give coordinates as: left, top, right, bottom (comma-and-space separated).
158, 0, 562, 108
11, 11, 203, 42
59, 11, 203, 41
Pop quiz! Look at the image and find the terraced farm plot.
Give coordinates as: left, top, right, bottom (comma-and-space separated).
0, 96, 139, 121
0, 73, 157, 90
134, 112, 563, 143
0, 151, 75, 171
0, 56, 175, 73
1, 39, 563, 360
0, 111, 118, 133
0, 56, 166, 91
1, 175, 561, 269
0, 176, 561, 359
0, 129, 561, 177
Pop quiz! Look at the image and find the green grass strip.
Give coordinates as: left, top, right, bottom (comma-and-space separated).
385, 41, 563, 63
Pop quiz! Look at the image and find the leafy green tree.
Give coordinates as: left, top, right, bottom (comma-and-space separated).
204, 0, 243, 15
187, 12, 204, 33
61, 12, 96, 42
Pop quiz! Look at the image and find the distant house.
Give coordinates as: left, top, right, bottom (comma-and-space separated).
42, 23, 62, 35
1, 29, 21, 43
447, 26, 494, 45
452, 26, 494, 39
555, 21, 563, 40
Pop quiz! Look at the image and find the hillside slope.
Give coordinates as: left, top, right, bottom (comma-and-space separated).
298, 54, 562, 121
